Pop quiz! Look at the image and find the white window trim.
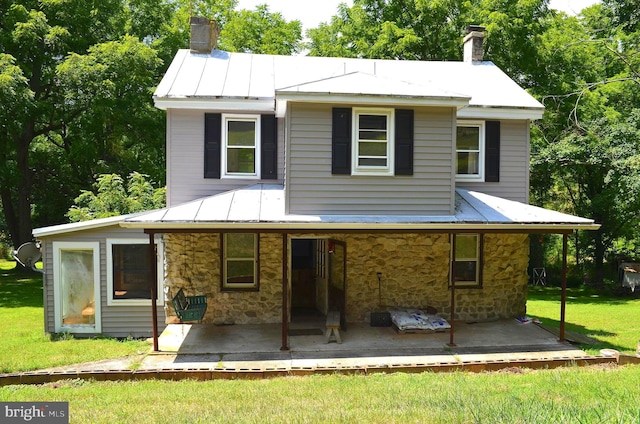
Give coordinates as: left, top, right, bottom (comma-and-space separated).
352, 107, 395, 176
451, 234, 480, 287
455, 120, 485, 182
223, 233, 258, 290
106, 238, 164, 306
53, 241, 102, 333
221, 113, 261, 179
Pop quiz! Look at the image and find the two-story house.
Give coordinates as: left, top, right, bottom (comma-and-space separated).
34, 19, 597, 350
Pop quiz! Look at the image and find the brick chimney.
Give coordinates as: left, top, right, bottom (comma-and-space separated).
463, 25, 485, 63
190, 17, 220, 54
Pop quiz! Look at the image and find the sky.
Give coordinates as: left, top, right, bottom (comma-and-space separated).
235, 0, 602, 32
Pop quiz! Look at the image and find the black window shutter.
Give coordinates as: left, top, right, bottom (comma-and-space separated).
204, 113, 221, 179
395, 109, 414, 175
261, 114, 278, 180
485, 121, 500, 182
332, 108, 352, 175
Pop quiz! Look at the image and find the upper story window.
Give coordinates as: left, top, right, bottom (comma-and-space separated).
222, 114, 261, 178
204, 113, 277, 180
332, 107, 413, 176
456, 121, 485, 181
352, 108, 394, 176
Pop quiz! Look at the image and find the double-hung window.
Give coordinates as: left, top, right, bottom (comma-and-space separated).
352, 108, 394, 175
451, 234, 482, 287
456, 121, 485, 181
222, 114, 260, 178
222, 233, 259, 290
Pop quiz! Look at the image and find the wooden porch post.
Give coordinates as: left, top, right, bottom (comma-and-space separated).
281, 232, 289, 351
559, 233, 568, 342
149, 232, 159, 352
448, 233, 456, 347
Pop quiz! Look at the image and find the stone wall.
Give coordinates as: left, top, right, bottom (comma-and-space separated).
164, 233, 282, 325
340, 233, 528, 322
163, 232, 529, 325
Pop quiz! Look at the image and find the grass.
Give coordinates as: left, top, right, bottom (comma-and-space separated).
0, 260, 149, 373
2, 258, 640, 422
1, 366, 639, 423
526, 286, 640, 354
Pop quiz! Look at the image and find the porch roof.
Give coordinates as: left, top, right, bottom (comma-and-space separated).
121, 184, 598, 233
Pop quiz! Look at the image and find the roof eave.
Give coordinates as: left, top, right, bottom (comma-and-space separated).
457, 105, 545, 120
33, 215, 130, 238
120, 221, 600, 233
275, 92, 470, 109
153, 96, 275, 111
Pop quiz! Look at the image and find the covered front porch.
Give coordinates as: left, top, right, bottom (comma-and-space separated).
122, 184, 600, 353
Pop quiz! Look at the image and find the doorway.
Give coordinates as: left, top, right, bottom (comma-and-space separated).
291, 238, 329, 324
289, 238, 346, 329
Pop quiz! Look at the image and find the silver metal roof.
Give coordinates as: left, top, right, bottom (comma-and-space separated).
154, 50, 544, 119
120, 184, 598, 232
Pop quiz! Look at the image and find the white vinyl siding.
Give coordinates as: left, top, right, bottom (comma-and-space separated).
287, 103, 455, 215
166, 109, 285, 206
456, 120, 530, 203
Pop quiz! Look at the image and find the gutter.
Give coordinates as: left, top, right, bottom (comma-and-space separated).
120, 221, 600, 233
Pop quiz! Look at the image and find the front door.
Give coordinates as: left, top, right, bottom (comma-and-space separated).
328, 239, 347, 330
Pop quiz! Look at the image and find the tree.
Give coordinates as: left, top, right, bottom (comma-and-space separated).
529, 3, 640, 284
0, 0, 169, 250
534, 112, 640, 283
219, 5, 302, 55
67, 172, 166, 222
307, 0, 471, 60
307, 0, 552, 77
0, 0, 307, 254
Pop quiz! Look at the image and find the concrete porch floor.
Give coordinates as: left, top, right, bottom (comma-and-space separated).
148, 319, 592, 371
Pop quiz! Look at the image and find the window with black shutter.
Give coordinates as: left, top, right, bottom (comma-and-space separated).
455, 120, 500, 182
332, 107, 414, 176
204, 113, 277, 180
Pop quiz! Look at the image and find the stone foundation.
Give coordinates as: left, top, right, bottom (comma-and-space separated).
162, 232, 529, 324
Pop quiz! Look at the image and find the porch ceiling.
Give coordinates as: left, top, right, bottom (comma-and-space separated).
120, 184, 599, 233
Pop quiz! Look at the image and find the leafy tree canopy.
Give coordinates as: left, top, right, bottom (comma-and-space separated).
67, 172, 165, 222
0, 0, 303, 251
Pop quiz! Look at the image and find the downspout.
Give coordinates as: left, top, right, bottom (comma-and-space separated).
448, 233, 456, 347
559, 233, 568, 342
281, 232, 289, 350
149, 232, 159, 352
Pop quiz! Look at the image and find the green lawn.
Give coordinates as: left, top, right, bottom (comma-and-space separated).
1, 367, 639, 423
526, 286, 640, 354
2, 259, 640, 423
0, 260, 149, 373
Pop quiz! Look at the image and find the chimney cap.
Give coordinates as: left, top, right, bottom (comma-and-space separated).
466, 25, 486, 34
